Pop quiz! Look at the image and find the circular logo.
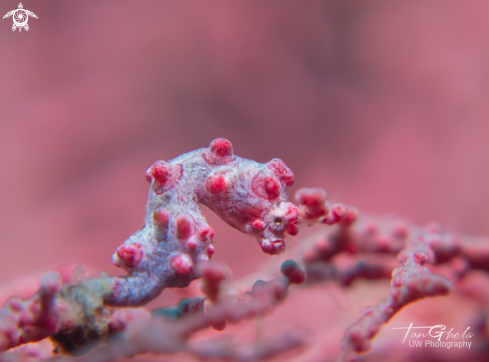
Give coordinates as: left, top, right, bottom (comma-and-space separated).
12, 9, 28, 28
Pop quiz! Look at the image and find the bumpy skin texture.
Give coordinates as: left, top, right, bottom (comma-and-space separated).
0, 138, 302, 352
103, 138, 298, 306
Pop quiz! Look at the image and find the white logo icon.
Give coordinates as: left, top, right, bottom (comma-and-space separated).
3, 3, 37, 32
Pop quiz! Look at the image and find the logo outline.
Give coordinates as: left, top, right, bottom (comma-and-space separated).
3, 3, 37, 32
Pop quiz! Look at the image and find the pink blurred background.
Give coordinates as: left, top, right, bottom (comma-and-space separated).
1, 1, 489, 360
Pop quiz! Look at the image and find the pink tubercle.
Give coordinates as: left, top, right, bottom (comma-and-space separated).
116, 243, 143, 268
209, 138, 233, 157
170, 254, 193, 276
261, 239, 285, 255
186, 239, 198, 251
413, 250, 428, 265
280, 260, 306, 284
285, 204, 299, 222
295, 188, 327, 207
331, 203, 347, 219
153, 207, 170, 227
206, 174, 227, 194
251, 219, 265, 230
146, 161, 182, 194
320, 203, 352, 225
251, 173, 280, 200
286, 223, 299, 236
284, 204, 300, 235
153, 161, 169, 181
320, 213, 337, 225
343, 207, 359, 225
203, 138, 234, 165
197, 226, 214, 242
267, 158, 294, 186
176, 215, 194, 239
148, 160, 170, 184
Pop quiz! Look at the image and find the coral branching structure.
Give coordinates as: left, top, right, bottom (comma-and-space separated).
0, 138, 488, 362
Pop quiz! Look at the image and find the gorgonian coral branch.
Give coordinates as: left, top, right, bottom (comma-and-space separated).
0, 138, 303, 353
51, 260, 307, 362
338, 228, 452, 362
297, 207, 489, 361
